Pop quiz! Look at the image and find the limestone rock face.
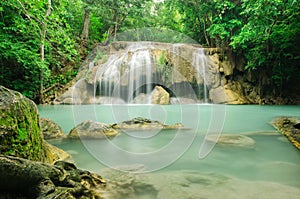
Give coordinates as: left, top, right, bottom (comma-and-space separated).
68, 120, 119, 139
40, 118, 64, 139
53, 79, 94, 104
0, 86, 44, 161
54, 42, 262, 104
209, 82, 250, 104
151, 86, 170, 105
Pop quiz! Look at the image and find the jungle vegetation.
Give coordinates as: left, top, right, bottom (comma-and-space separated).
0, 0, 299, 103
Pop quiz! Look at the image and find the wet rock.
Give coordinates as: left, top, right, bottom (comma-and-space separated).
53, 79, 94, 105
293, 123, 300, 130
209, 82, 250, 104
40, 118, 64, 139
131, 93, 151, 104
43, 141, 72, 164
86, 96, 126, 104
271, 117, 300, 149
111, 117, 184, 131
0, 155, 106, 199
170, 97, 198, 104
205, 134, 255, 148
68, 120, 119, 139
151, 86, 170, 105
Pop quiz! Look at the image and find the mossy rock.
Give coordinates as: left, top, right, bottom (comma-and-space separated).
0, 86, 44, 161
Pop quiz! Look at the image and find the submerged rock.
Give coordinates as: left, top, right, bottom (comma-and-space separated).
68, 120, 119, 139
101, 169, 300, 199
205, 134, 255, 148
111, 117, 184, 131
271, 117, 300, 149
0, 155, 106, 199
40, 118, 64, 139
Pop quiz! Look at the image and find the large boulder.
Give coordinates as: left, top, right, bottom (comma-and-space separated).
40, 118, 64, 139
0, 86, 44, 161
68, 120, 119, 139
0, 86, 70, 164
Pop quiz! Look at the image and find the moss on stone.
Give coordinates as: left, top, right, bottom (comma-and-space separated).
0, 86, 44, 161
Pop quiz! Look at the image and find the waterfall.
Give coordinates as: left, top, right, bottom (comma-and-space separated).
93, 42, 210, 104
127, 47, 153, 102
94, 43, 155, 103
192, 48, 208, 103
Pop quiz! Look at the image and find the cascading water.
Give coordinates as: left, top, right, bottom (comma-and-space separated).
192, 48, 208, 103
93, 42, 210, 104
95, 43, 155, 103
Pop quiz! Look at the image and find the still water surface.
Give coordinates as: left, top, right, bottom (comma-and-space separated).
39, 105, 300, 198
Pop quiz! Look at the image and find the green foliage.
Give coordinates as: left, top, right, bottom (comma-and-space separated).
161, 0, 299, 96
0, 0, 299, 100
230, 0, 300, 94
158, 51, 166, 65
156, 51, 172, 86
0, 0, 80, 102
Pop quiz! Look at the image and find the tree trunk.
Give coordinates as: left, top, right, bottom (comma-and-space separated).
81, 9, 90, 46
39, 0, 52, 103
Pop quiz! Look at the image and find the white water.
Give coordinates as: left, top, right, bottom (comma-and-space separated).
93, 43, 209, 103
192, 48, 208, 103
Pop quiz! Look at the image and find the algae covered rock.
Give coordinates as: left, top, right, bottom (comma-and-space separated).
0, 86, 44, 161
0, 86, 70, 164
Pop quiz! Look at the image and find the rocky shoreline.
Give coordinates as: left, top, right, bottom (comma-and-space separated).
0, 86, 186, 198
271, 117, 300, 149
0, 86, 107, 198
0, 155, 106, 199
